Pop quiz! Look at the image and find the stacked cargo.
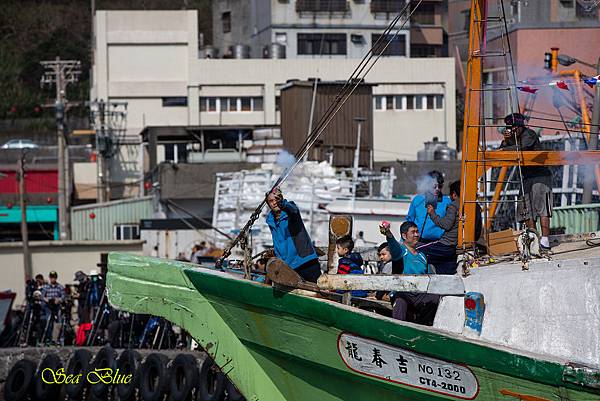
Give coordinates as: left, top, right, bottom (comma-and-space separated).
211, 161, 395, 253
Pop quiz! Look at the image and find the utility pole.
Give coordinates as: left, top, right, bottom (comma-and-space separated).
583, 56, 600, 204
89, 99, 127, 202
40, 57, 81, 240
18, 152, 32, 281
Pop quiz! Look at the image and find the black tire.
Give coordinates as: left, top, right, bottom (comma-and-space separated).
197, 359, 225, 401
116, 349, 142, 401
33, 353, 63, 401
4, 359, 36, 401
225, 379, 245, 401
169, 354, 198, 401
139, 353, 170, 401
65, 349, 93, 398
90, 346, 117, 399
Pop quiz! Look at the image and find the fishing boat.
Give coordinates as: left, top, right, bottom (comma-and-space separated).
106, 0, 600, 399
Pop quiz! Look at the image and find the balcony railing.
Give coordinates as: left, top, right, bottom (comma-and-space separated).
296, 0, 350, 13
370, 0, 406, 14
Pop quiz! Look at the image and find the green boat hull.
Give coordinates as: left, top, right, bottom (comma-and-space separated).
107, 253, 600, 401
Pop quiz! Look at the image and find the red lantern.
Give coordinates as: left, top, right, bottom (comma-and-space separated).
89, 212, 96, 220
90, 151, 97, 163
33, 106, 41, 114
46, 197, 53, 204
6, 201, 14, 209
144, 181, 152, 190
9, 106, 17, 114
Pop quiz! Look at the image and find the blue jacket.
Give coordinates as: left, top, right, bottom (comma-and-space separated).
266, 200, 318, 270
337, 252, 367, 297
406, 194, 451, 241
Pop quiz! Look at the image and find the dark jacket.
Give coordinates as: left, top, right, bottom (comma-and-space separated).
337, 252, 364, 275
266, 199, 318, 269
500, 128, 552, 192
337, 252, 367, 297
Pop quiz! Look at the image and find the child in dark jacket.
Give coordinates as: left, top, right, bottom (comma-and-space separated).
335, 235, 367, 297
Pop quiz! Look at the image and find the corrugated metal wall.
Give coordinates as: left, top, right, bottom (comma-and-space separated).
71, 196, 154, 240
551, 203, 600, 235
281, 81, 373, 167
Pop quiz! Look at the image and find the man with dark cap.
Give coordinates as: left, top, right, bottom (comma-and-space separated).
41, 271, 65, 343
500, 113, 553, 250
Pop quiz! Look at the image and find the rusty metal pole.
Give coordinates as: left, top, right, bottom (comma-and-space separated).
18, 153, 32, 281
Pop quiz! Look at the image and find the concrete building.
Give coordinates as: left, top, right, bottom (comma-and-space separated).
210, 0, 447, 59
92, 9, 455, 192
210, 0, 411, 59
449, 0, 600, 93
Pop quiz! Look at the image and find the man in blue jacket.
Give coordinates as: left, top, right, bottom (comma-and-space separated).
266, 187, 322, 283
406, 170, 451, 243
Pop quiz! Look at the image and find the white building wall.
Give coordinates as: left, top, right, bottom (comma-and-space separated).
93, 10, 455, 189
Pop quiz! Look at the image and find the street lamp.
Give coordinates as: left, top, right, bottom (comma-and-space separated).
558, 53, 600, 204
557, 54, 598, 70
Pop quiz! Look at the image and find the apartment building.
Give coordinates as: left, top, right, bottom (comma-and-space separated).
92, 9, 455, 194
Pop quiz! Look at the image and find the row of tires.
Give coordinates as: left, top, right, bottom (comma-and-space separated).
3, 346, 244, 401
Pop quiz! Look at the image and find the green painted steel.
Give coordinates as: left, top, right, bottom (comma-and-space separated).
71, 196, 153, 241
107, 252, 600, 401
551, 203, 600, 234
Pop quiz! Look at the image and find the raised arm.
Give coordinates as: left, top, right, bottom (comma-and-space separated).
427, 202, 457, 231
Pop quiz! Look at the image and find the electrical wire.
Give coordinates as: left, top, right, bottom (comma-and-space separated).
220, 1, 421, 259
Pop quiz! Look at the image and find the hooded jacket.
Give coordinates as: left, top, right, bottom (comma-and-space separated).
337, 252, 367, 297
266, 199, 318, 270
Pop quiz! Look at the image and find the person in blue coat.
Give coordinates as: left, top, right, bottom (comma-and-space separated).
406, 170, 451, 243
266, 187, 321, 283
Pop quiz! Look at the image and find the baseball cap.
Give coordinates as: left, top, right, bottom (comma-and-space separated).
504, 113, 526, 127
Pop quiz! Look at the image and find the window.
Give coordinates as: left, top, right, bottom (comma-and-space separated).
229, 98, 238, 112
162, 97, 188, 107
222, 11, 231, 33
371, 0, 404, 13
296, 0, 349, 12
200, 97, 264, 113
410, 45, 437, 58
406, 95, 415, 110
415, 95, 426, 110
411, 3, 435, 25
426, 95, 435, 109
275, 96, 281, 112
372, 34, 406, 56
297, 33, 347, 55
240, 97, 251, 111
394, 95, 405, 110
374, 95, 383, 110
114, 224, 140, 240
253, 97, 264, 111
435, 95, 443, 110
576, 2, 598, 19
385, 95, 394, 110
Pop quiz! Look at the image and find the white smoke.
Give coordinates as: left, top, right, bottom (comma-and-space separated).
276, 150, 296, 170
415, 174, 438, 195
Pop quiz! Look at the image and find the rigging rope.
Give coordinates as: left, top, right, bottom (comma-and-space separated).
219, 1, 422, 261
